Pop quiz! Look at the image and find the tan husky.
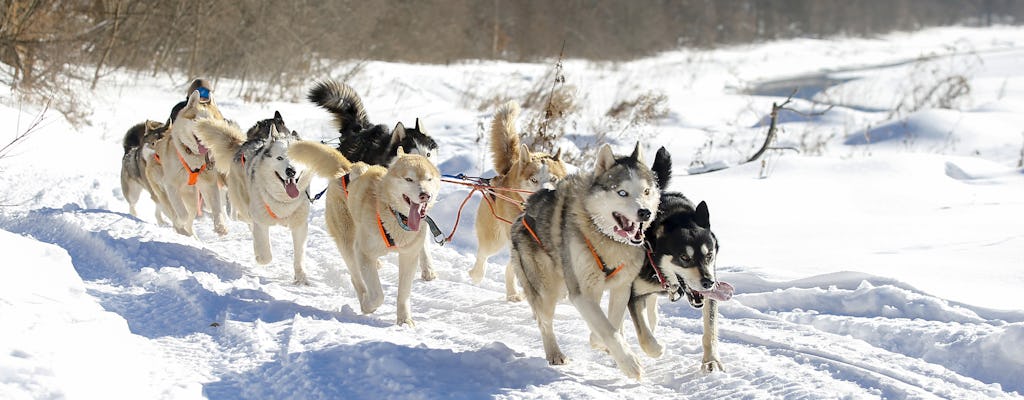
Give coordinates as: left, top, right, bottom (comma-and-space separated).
196, 112, 314, 284
289, 141, 441, 326
468, 101, 567, 301
155, 89, 229, 237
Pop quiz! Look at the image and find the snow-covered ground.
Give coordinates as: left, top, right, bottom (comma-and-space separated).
2, 25, 1023, 399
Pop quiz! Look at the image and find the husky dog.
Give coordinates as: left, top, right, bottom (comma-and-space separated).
468, 101, 567, 301
510, 143, 660, 379
629, 147, 734, 373
289, 141, 441, 326
155, 88, 229, 236
308, 80, 438, 165
196, 112, 314, 284
308, 79, 440, 281
120, 119, 171, 224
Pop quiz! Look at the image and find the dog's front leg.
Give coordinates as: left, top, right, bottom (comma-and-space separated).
291, 220, 309, 285
201, 180, 228, 236
164, 183, 194, 236
356, 251, 385, 314
701, 299, 724, 372
629, 296, 663, 358
395, 249, 419, 326
572, 292, 643, 380
418, 246, 436, 281
252, 221, 272, 265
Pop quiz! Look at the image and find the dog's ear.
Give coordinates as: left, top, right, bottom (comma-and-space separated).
396, 146, 407, 157
594, 143, 616, 175
274, 111, 283, 121
186, 90, 200, 108
415, 118, 423, 132
389, 122, 407, 147
630, 141, 645, 164
519, 144, 531, 164
553, 147, 562, 161
695, 201, 711, 229
652, 146, 672, 190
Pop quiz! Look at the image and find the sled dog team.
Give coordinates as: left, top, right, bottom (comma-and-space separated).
120, 78, 734, 379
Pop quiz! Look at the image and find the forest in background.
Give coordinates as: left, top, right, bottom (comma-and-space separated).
2, 0, 1022, 118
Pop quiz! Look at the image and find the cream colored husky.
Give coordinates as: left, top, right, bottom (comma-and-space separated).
468, 101, 567, 301
289, 141, 440, 326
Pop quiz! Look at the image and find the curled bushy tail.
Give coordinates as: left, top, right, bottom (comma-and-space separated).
490, 101, 522, 175
195, 119, 246, 174
308, 80, 371, 136
652, 146, 672, 190
288, 140, 353, 179
122, 120, 164, 154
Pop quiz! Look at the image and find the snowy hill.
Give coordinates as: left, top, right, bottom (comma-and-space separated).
2, 26, 1023, 399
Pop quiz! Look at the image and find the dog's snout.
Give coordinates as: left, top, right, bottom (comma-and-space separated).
418, 192, 431, 203
700, 277, 715, 290
285, 167, 296, 178
637, 208, 652, 221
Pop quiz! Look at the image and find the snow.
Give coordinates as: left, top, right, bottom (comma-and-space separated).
2, 25, 1023, 398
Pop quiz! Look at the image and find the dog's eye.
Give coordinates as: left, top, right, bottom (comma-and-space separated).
644, 188, 651, 196
530, 178, 538, 184
550, 177, 557, 182
617, 190, 628, 197
426, 152, 432, 157
705, 254, 713, 261
405, 177, 413, 182
277, 156, 284, 161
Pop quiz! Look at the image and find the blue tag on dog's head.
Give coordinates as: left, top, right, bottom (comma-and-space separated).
196, 86, 211, 100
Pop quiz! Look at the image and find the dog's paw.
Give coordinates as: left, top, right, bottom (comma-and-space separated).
701, 358, 725, 373
359, 294, 383, 314
293, 274, 309, 286
214, 224, 228, 236
506, 292, 524, 302
589, 333, 609, 353
421, 267, 437, 282
640, 339, 663, 358
547, 351, 567, 365
255, 253, 272, 265
396, 317, 416, 327
617, 352, 644, 380
467, 266, 485, 284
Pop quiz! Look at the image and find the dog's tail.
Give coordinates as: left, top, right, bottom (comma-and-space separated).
288, 140, 352, 179
122, 121, 150, 154
195, 119, 245, 173
652, 146, 672, 190
490, 101, 522, 175
308, 80, 371, 136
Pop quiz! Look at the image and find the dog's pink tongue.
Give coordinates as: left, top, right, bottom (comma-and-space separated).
198, 142, 209, 155
700, 281, 735, 302
407, 202, 423, 231
285, 180, 300, 198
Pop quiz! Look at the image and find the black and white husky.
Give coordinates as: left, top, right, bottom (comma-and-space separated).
308, 80, 438, 166
195, 112, 314, 284
629, 147, 734, 372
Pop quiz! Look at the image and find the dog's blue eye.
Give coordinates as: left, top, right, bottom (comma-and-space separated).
617, 190, 628, 197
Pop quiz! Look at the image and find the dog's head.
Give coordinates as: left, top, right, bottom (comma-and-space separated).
507, 144, 568, 192
250, 112, 310, 201
383, 147, 441, 232
389, 119, 438, 165
173, 90, 225, 157
649, 199, 724, 308
585, 142, 660, 246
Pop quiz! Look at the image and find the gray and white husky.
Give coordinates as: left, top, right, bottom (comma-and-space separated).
120, 119, 171, 224
510, 142, 660, 380
195, 112, 314, 284
629, 146, 733, 372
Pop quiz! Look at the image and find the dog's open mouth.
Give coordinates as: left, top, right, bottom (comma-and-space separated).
612, 212, 645, 245
402, 194, 428, 231
276, 172, 300, 199
682, 281, 735, 309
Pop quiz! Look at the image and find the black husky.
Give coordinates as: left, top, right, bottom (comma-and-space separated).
629, 146, 733, 372
307, 80, 438, 166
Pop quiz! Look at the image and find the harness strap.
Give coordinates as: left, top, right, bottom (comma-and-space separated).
265, 203, 278, 219
152, 153, 162, 165
522, 215, 545, 251
376, 208, 396, 249
176, 150, 207, 186
643, 242, 670, 290
340, 174, 350, 198
583, 235, 625, 280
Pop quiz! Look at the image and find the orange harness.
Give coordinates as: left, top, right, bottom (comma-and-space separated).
176, 150, 207, 186
264, 203, 279, 219
152, 153, 162, 165
376, 208, 397, 248
522, 216, 623, 280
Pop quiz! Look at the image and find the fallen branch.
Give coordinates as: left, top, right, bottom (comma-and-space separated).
746, 88, 832, 163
